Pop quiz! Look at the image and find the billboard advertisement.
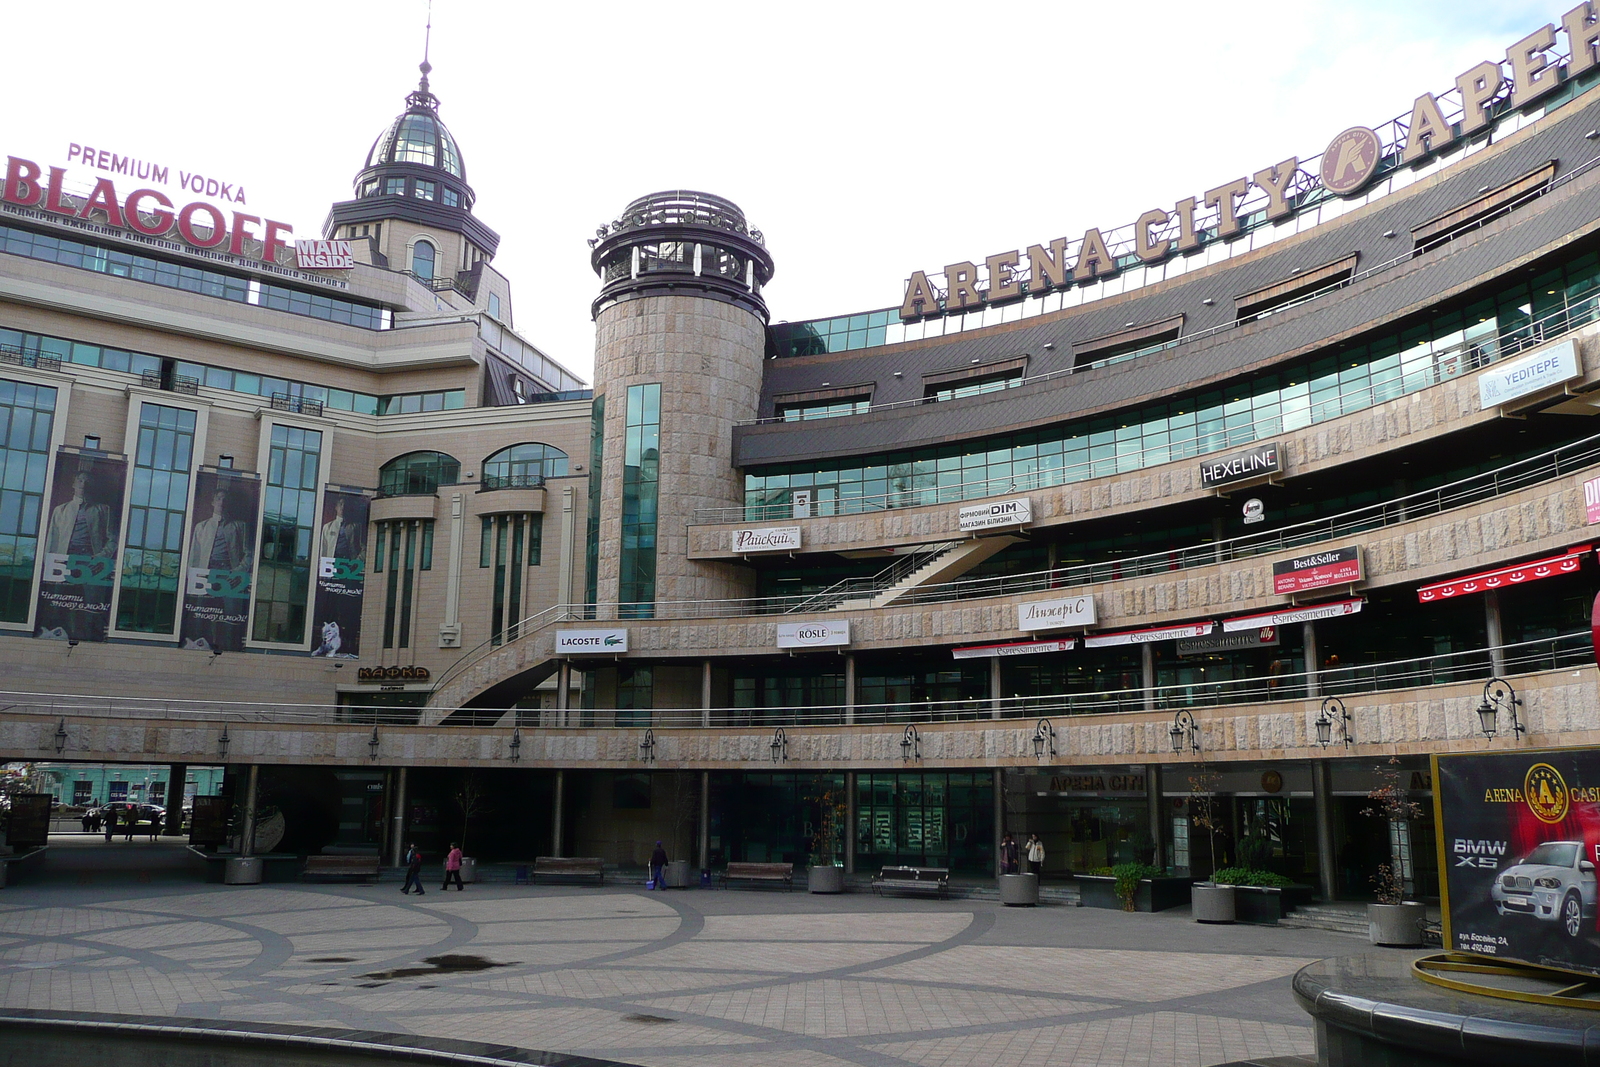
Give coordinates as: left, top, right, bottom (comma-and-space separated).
1436, 748, 1600, 976
179, 468, 260, 653
309, 490, 368, 658
34, 450, 126, 642
1272, 546, 1363, 595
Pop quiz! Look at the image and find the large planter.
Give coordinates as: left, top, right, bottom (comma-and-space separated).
1077, 875, 1191, 913
998, 873, 1039, 906
1368, 901, 1427, 946
224, 857, 263, 885
1233, 886, 1285, 925
460, 857, 478, 883
1192, 882, 1236, 923
808, 865, 845, 894
664, 859, 692, 888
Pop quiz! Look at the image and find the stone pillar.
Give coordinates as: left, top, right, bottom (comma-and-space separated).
989, 658, 1003, 719
240, 765, 260, 858
556, 661, 571, 725
992, 769, 1004, 873
701, 659, 713, 728
558, 484, 578, 606
844, 654, 857, 725
389, 766, 408, 867
1145, 763, 1165, 869
844, 771, 857, 875
163, 763, 187, 835
440, 493, 464, 649
552, 770, 565, 857
1303, 621, 1320, 698
698, 770, 710, 871
1313, 760, 1337, 901
1141, 643, 1156, 711
1485, 589, 1506, 677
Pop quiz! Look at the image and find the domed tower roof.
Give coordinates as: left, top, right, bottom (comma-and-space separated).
364, 62, 465, 180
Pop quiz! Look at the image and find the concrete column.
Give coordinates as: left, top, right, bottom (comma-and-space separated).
559, 485, 578, 606
1485, 589, 1506, 677
1141, 642, 1156, 711
552, 770, 565, 857
240, 764, 260, 858
389, 766, 408, 867
698, 770, 710, 871
163, 763, 187, 835
701, 659, 713, 728
992, 769, 1004, 873
1313, 760, 1338, 901
441, 493, 464, 648
844, 654, 857, 725
1303, 621, 1320, 698
989, 657, 1003, 719
556, 661, 571, 726
844, 771, 857, 875
1145, 763, 1165, 869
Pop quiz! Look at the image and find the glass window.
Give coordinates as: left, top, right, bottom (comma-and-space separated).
442, 187, 460, 208
116, 403, 196, 633
621, 384, 661, 616
378, 451, 460, 496
483, 443, 569, 489
414, 180, 436, 201
385, 177, 406, 196
411, 240, 436, 281
251, 425, 322, 644
0, 378, 56, 622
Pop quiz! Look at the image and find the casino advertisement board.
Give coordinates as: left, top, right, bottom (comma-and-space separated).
1435, 748, 1600, 976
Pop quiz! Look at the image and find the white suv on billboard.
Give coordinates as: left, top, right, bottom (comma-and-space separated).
1490, 840, 1597, 938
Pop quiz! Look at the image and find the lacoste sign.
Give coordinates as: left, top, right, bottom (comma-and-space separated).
555, 629, 629, 654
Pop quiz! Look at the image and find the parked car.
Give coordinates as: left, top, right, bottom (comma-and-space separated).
87, 802, 167, 832
1491, 840, 1598, 938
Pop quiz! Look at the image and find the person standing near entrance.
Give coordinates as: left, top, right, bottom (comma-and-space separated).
103, 806, 116, 842
401, 843, 425, 895
1026, 834, 1045, 877
649, 841, 668, 889
1000, 832, 1020, 875
442, 843, 464, 891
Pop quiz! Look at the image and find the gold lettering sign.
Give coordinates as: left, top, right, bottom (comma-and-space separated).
356, 665, 432, 683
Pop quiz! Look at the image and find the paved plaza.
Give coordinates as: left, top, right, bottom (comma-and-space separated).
0, 839, 1387, 1067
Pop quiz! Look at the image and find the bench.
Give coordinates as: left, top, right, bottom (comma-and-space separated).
871, 866, 950, 897
720, 861, 794, 889
302, 855, 381, 882
533, 856, 606, 884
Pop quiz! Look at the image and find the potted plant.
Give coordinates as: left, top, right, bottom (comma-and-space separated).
1187, 769, 1235, 923
1212, 866, 1295, 924
807, 778, 846, 893
453, 773, 492, 883
1364, 758, 1426, 946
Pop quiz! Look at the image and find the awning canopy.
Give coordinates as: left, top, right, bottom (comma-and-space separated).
1083, 621, 1214, 648
1222, 598, 1365, 632
1416, 546, 1591, 603
952, 638, 1075, 660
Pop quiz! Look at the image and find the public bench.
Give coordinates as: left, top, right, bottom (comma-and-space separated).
871, 866, 950, 897
533, 856, 606, 884
302, 855, 381, 882
720, 861, 794, 889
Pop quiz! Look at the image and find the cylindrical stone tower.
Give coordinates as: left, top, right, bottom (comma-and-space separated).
588, 191, 775, 617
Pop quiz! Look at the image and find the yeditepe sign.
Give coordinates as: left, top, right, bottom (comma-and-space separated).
1477, 339, 1578, 408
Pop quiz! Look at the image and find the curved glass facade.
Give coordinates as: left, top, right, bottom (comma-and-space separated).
744, 250, 1600, 518
620, 384, 660, 616
378, 451, 460, 496
483, 442, 569, 488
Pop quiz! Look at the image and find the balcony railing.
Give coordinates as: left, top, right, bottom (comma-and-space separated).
139, 370, 200, 395
0, 345, 61, 372
481, 473, 547, 491
270, 393, 324, 417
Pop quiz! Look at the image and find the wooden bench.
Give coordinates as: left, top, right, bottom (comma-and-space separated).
302, 855, 381, 882
720, 861, 794, 889
871, 866, 950, 898
533, 856, 606, 884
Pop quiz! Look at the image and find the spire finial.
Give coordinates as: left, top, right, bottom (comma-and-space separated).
419, 0, 433, 88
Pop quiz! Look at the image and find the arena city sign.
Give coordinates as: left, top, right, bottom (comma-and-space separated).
3, 154, 293, 265
901, 8, 1600, 320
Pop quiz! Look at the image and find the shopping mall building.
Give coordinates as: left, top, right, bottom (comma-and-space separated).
7, 14, 1600, 897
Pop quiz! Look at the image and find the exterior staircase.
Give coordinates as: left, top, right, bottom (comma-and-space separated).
835, 535, 1023, 610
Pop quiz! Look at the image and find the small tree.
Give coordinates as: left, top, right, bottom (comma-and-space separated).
1188, 769, 1224, 879
807, 777, 848, 867
1363, 757, 1422, 904
454, 773, 493, 854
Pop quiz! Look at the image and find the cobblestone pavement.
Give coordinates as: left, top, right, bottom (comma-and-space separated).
0, 844, 1380, 1067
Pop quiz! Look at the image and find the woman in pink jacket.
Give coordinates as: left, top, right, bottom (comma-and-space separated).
442, 842, 465, 891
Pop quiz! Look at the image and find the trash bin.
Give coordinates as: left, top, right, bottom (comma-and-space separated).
663, 859, 691, 888
224, 857, 263, 885
460, 857, 478, 883
998, 873, 1039, 906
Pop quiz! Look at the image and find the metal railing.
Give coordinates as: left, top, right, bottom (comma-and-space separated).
0, 345, 61, 372
270, 393, 324, 417
781, 541, 958, 614
6, 633, 1587, 732
139, 370, 200, 395
713, 289, 1600, 524
481, 473, 547, 491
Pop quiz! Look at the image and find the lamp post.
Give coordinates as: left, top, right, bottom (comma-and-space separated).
1169, 709, 1199, 754
769, 727, 788, 763
1031, 718, 1055, 760
900, 724, 921, 762
368, 727, 381, 761
1476, 677, 1525, 739
639, 728, 656, 763
53, 719, 68, 755
509, 727, 522, 762
1315, 696, 1353, 748
217, 724, 231, 762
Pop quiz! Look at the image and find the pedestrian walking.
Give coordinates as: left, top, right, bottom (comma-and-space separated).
442, 843, 465, 891
1000, 832, 1020, 875
649, 841, 668, 889
124, 807, 136, 842
1026, 833, 1045, 877
103, 806, 115, 842
401, 843, 425, 895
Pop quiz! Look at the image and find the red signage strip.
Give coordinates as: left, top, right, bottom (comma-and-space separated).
1221, 598, 1365, 632
1416, 546, 1592, 603
1083, 621, 1214, 648
951, 638, 1075, 660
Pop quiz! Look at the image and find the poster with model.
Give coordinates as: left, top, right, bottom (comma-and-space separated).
34, 449, 126, 642
178, 468, 261, 653
1435, 748, 1600, 976
308, 489, 368, 658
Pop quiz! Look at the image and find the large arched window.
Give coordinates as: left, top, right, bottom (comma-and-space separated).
411, 239, 436, 281
482, 442, 569, 489
379, 450, 460, 496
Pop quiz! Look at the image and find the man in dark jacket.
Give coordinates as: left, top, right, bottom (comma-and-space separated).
401, 843, 425, 895
649, 842, 669, 889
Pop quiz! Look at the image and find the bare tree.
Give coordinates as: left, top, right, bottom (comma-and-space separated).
454, 773, 493, 854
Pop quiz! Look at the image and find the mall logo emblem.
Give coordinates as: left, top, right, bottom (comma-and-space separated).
1320, 126, 1382, 196
1525, 763, 1570, 824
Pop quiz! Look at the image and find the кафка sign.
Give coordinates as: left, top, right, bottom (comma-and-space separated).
1435, 747, 1600, 977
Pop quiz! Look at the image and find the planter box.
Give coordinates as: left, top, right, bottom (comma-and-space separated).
1368, 901, 1427, 946
1192, 882, 1236, 923
808, 865, 845, 894
1232, 885, 1285, 925
998, 873, 1039, 906
1077, 875, 1191, 913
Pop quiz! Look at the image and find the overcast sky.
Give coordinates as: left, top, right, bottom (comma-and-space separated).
4, 1, 1560, 383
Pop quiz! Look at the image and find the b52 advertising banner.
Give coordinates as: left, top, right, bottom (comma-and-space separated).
34, 450, 126, 642
1436, 748, 1600, 977
179, 468, 260, 653
309, 490, 368, 658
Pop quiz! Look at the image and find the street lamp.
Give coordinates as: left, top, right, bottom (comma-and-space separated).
1315, 697, 1353, 748
770, 727, 788, 763
639, 728, 656, 762
368, 727, 381, 761
53, 719, 68, 755
217, 724, 230, 761
1476, 677, 1525, 739
509, 727, 522, 762
900, 724, 921, 762
1032, 718, 1056, 760
1169, 710, 1199, 754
